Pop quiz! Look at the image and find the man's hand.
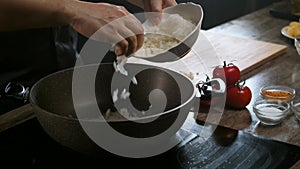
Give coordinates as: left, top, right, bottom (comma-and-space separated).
67, 1, 144, 56
128, 0, 177, 25
0, 0, 144, 57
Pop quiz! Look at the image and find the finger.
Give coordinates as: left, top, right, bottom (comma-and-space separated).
124, 12, 144, 51
149, 0, 163, 13
149, 0, 163, 25
116, 34, 143, 56
117, 34, 142, 56
124, 15, 144, 35
120, 27, 144, 55
125, 35, 137, 56
136, 33, 144, 51
119, 15, 144, 54
94, 22, 124, 44
117, 23, 136, 40
103, 15, 139, 42
143, 0, 161, 25
115, 39, 129, 56
162, 0, 177, 8
113, 30, 129, 56
99, 15, 143, 56
143, 0, 152, 12
115, 31, 138, 57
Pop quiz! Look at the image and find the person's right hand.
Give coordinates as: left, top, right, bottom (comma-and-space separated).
66, 1, 144, 56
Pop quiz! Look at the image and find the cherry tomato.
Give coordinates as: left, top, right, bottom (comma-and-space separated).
213, 61, 241, 87
226, 81, 252, 109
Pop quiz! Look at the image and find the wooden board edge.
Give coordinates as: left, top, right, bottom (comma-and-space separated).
240, 45, 287, 75
0, 104, 35, 132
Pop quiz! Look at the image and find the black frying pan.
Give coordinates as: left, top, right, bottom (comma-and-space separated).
29, 63, 196, 157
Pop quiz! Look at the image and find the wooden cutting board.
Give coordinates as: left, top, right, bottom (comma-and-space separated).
128, 30, 287, 80
201, 31, 288, 74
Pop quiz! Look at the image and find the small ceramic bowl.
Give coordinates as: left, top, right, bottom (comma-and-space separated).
133, 3, 203, 62
253, 99, 290, 125
294, 37, 300, 56
291, 98, 300, 121
260, 85, 295, 102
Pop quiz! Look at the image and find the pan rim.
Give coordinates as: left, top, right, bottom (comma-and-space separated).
30, 63, 196, 123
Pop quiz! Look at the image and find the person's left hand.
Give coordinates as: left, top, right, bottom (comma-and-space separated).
128, 0, 177, 25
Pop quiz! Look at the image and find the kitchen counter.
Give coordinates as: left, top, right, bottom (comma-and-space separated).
0, 2, 300, 169
206, 4, 300, 148
203, 4, 300, 168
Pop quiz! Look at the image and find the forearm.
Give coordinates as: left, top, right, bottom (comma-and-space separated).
0, 0, 73, 31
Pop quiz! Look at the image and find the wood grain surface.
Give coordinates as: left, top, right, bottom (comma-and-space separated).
201, 31, 288, 74
2, 2, 299, 154
128, 30, 287, 80
0, 104, 34, 132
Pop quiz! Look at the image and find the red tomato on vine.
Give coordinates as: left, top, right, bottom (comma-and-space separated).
226, 80, 252, 109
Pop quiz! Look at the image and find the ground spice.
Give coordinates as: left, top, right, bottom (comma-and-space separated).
261, 90, 292, 100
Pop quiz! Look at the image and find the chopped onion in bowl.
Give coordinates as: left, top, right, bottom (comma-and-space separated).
134, 13, 196, 58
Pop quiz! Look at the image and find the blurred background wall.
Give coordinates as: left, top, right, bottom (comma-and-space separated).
90, 0, 281, 29
78, 0, 282, 50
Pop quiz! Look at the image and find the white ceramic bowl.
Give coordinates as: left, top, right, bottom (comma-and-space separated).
294, 37, 300, 56
260, 85, 295, 102
253, 99, 290, 125
291, 98, 300, 121
133, 3, 204, 62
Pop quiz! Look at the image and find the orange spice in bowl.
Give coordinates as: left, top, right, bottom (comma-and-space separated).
260, 85, 296, 101
261, 90, 293, 100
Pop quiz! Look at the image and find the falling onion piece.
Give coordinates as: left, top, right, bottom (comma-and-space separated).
113, 56, 128, 76
131, 76, 138, 85
119, 108, 130, 119
120, 88, 130, 100
112, 88, 118, 103
105, 108, 111, 119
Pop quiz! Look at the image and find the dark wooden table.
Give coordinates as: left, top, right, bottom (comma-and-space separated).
1, 0, 299, 147
205, 3, 300, 148
196, 4, 300, 168
0, 2, 300, 168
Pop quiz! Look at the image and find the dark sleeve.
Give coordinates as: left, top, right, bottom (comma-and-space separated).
0, 26, 77, 113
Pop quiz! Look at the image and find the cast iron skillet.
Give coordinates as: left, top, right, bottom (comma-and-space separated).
29, 63, 196, 157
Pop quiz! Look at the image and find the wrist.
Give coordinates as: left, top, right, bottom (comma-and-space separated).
57, 0, 78, 26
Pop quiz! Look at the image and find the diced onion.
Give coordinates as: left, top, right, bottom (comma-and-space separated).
112, 88, 118, 103
135, 14, 196, 58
